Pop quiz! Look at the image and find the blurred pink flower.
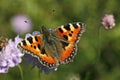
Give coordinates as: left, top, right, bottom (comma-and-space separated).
101, 14, 115, 29
11, 14, 32, 34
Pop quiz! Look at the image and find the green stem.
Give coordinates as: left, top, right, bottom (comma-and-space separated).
17, 64, 23, 80
97, 26, 101, 62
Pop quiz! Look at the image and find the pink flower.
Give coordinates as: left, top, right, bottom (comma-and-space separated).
101, 14, 115, 29
11, 14, 32, 34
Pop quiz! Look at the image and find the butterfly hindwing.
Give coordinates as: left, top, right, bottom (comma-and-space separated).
55, 22, 85, 64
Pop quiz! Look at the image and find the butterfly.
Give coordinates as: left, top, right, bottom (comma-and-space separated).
17, 22, 85, 69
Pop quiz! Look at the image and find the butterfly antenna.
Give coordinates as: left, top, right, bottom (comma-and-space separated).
41, 26, 50, 34
41, 26, 45, 33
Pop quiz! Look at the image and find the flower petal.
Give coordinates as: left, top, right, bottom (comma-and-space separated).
0, 66, 9, 73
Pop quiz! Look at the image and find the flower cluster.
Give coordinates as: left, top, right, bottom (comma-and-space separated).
0, 36, 23, 73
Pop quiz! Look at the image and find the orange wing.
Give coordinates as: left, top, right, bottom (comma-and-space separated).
55, 22, 85, 43
55, 22, 85, 64
18, 35, 59, 69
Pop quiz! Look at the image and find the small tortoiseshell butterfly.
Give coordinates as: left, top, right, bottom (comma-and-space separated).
18, 22, 85, 69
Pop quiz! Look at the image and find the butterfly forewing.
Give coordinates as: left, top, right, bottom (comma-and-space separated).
18, 35, 59, 69
55, 22, 85, 43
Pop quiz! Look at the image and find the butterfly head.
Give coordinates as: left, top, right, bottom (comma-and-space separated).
41, 26, 54, 42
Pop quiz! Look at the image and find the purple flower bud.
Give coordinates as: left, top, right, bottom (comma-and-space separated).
11, 14, 32, 34
101, 14, 115, 29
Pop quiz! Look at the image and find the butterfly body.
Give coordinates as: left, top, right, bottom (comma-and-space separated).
18, 22, 85, 69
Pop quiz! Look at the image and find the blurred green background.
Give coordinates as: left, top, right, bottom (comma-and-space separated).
0, 0, 120, 80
